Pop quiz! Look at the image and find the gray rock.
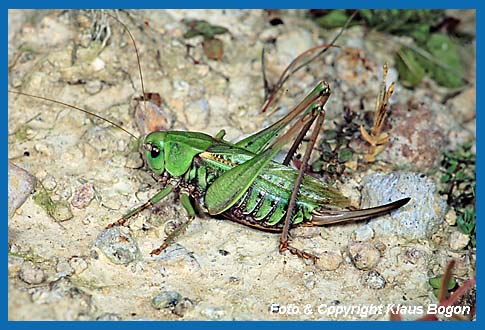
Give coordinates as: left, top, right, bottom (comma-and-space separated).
94, 227, 140, 265
19, 262, 45, 284
361, 270, 386, 290
152, 291, 181, 309
361, 171, 446, 240
173, 297, 195, 317
8, 162, 36, 218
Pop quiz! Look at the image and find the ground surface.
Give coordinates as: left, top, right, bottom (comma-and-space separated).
8, 10, 475, 320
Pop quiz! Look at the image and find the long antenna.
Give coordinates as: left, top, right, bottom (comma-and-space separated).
105, 11, 147, 108
8, 90, 139, 140
8, 10, 151, 140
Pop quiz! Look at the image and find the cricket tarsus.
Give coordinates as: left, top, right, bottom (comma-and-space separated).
106, 185, 173, 229
150, 215, 195, 256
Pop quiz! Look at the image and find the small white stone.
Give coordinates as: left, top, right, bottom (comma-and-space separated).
91, 57, 105, 72
69, 256, 88, 274
449, 231, 470, 251
19, 262, 45, 284
42, 174, 57, 191
56, 259, 74, 276
445, 209, 457, 226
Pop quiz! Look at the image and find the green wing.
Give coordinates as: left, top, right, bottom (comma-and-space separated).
204, 146, 279, 215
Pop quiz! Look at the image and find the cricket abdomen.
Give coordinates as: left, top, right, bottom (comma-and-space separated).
190, 155, 330, 230
221, 186, 290, 231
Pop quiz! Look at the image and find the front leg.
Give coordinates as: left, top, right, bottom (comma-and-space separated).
107, 185, 173, 228
150, 192, 196, 256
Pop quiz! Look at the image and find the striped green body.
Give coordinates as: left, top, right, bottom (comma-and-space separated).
177, 132, 351, 231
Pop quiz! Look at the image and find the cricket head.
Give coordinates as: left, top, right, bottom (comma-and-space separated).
143, 131, 168, 175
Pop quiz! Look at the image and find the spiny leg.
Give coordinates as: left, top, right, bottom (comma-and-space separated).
150, 192, 196, 255
107, 185, 173, 228
282, 115, 315, 166
280, 85, 330, 167
279, 106, 326, 262
235, 81, 330, 154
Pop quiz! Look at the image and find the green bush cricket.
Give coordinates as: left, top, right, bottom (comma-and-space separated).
9, 11, 410, 262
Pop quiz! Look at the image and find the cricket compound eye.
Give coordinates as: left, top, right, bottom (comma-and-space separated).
143, 142, 160, 158
150, 146, 161, 159
143, 141, 165, 174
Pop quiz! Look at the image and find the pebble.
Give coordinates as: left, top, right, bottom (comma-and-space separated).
124, 151, 144, 169
8, 255, 24, 274
50, 200, 74, 222
361, 270, 386, 290
164, 220, 178, 235
30, 276, 94, 318
69, 256, 88, 274
19, 262, 46, 285
30, 288, 51, 304
453, 255, 473, 277
96, 313, 122, 321
71, 182, 95, 209
152, 291, 181, 309
8, 162, 36, 218
94, 227, 140, 265
351, 225, 374, 242
445, 209, 457, 226
42, 174, 57, 191
315, 251, 343, 271
201, 306, 226, 320
348, 242, 381, 270
449, 231, 470, 251
56, 259, 74, 277
152, 243, 201, 273
84, 79, 102, 95
173, 298, 195, 317
91, 57, 105, 72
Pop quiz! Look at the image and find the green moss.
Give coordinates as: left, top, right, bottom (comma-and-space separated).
439, 143, 476, 248
33, 184, 73, 222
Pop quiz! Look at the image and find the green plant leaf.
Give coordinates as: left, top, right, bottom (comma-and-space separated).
419, 33, 465, 88
440, 173, 451, 183
429, 276, 442, 289
183, 19, 228, 39
316, 10, 349, 29
457, 208, 476, 235
337, 148, 353, 163
395, 48, 426, 87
